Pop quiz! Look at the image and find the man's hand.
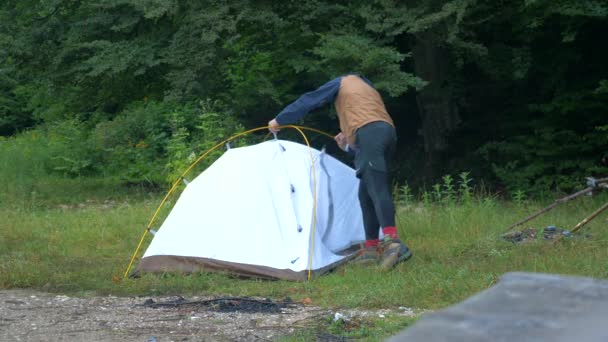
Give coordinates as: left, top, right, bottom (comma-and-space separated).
268, 119, 280, 134
334, 132, 347, 151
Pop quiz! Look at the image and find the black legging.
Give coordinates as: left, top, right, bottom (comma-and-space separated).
359, 168, 396, 240
354, 121, 397, 240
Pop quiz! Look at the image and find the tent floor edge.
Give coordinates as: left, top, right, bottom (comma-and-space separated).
135, 252, 359, 282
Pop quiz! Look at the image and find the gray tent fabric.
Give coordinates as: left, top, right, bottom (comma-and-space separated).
389, 272, 608, 342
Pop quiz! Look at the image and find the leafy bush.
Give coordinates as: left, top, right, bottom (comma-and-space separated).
89, 99, 248, 186
1, 98, 249, 192
164, 99, 248, 184
0, 130, 49, 203
44, 120, 94, 177
90, 100, 170, 185
478, 126, 608, 195
396, 172, 478, 205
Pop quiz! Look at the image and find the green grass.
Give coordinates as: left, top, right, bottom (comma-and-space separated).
2, 178, 608, 340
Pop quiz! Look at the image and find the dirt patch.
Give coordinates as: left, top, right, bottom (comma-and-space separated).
141, 297, 296, 314
0, 290, 416, 341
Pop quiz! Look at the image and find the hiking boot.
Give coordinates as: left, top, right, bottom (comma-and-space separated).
352, 246, 380, 266
380, 237, 412, 270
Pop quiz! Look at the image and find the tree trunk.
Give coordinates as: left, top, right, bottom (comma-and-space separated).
412, 33, 461, 176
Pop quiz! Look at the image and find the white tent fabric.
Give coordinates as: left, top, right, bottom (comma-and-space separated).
137, 140, 365, 280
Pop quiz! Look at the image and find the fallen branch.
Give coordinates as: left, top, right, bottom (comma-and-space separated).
503, 187, 593, 233
553, 201, 608, 244
504, 177, 608, 233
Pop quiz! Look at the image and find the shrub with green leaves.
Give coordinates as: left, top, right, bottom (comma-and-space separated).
45, 120, 94, 177
164, 99, 248, 184
89, 99, 249, 186
90, 100, 172, 185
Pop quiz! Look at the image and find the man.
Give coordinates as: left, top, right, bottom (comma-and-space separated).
268, 74, 412, 269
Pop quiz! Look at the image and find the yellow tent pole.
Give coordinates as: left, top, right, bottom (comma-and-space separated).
123, 125, 333, 279
123, 229, 149, 278
289, 126, 318, 281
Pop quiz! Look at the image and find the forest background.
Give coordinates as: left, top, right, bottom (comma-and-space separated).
1, 0, 607, 196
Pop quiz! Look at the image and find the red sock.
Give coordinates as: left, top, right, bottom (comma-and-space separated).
382, 226, 398, 239
364, 239, 379, 248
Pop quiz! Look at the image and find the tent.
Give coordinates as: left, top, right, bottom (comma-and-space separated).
134, 139, 365, 281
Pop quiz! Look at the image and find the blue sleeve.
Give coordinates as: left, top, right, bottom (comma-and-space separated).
275, 77, 342, 125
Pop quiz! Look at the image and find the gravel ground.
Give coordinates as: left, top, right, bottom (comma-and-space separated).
0, 290, 416, 342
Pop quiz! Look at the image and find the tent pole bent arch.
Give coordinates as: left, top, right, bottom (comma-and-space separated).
123, 125, 335, 280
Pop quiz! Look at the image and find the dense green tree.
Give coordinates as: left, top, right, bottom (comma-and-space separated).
0, 0, 606, 193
